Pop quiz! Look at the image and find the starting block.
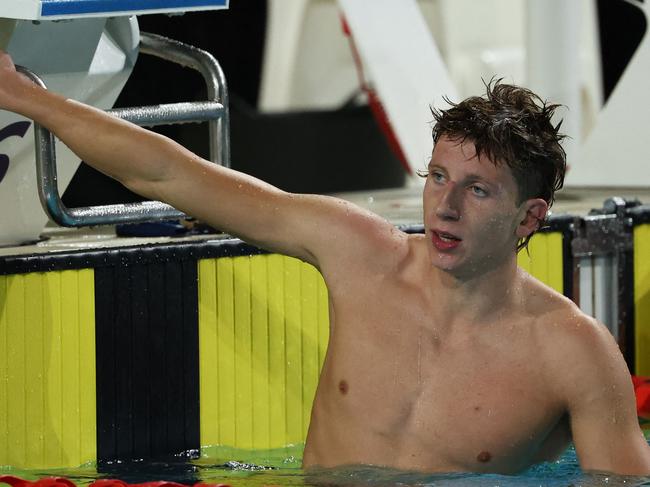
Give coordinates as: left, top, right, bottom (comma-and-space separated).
0, 0, 229, 246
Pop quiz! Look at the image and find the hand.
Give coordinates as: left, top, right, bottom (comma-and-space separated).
0, 50, 16, 71
0, 50, 35, 113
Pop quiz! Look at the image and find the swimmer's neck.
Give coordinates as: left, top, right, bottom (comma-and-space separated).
425, 255, 522, 324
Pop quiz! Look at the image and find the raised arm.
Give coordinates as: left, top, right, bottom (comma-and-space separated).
560, 318, 650, 475
0, 51, 398, 268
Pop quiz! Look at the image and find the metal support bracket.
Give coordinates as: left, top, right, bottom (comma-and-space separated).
570, 197, 639, 359
571, 197, 639, 257
571, 213, 633, 257
20, 32, 230, 227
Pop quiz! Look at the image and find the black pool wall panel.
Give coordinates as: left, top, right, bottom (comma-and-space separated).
94, 257, 200, 461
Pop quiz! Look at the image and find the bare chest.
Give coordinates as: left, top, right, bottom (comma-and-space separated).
311, 295, 564, 472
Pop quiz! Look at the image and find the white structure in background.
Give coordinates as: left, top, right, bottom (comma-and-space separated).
260, 0, 457, 174
527, 0, 585, 166
336, 0, 457, 174
260, 0, 612, 185
0, 0, 228, 246
436, 0, 605, 183
0, 15, 137, 247
569, 0, 650, 186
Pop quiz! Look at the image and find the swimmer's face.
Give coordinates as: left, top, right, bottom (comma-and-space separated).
422, 135, 547, 278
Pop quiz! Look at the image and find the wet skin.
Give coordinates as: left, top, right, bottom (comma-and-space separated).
0, 55, 647, 474
303, 137, 569, 473
302, 137, 647, 474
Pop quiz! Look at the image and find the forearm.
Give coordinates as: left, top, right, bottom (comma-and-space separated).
4, 74, 180, 196
0, 56, 379, 266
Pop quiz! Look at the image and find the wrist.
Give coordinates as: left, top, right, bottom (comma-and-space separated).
1, 72, 45, 117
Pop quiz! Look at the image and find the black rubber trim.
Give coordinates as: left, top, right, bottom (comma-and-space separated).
401, 215, 574, 234
620, 247, 636, 372
629, 204, 650, 225
544, 213, 574, 233
0, 237, 267, 276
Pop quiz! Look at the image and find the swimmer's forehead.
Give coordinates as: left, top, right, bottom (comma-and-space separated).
427, 137, 518, 190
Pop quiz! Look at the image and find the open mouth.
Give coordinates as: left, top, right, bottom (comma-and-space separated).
436, 231, 461, 242
432, 230, 462, 250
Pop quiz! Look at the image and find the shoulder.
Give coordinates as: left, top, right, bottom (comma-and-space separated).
309, 196, 413, 276
518, 271, 588, 343
523, 279, 629, 408
526, 286, 615, 368
519, 272, 626, 394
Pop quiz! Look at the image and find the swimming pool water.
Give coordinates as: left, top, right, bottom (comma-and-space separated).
3, 434, 649, 487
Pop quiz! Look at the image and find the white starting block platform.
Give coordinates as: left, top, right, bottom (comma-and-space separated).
0, 0, 228, 20
0, 0, 229, 246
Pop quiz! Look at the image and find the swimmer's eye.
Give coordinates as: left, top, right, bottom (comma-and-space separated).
430, 171, 446, 183
470, 185, 488, 197
418, 167, 447, 184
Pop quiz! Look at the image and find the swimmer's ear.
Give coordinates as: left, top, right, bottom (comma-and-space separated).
516, 198, 548, 239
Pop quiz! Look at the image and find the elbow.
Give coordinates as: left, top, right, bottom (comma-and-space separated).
120, 176, 162, 202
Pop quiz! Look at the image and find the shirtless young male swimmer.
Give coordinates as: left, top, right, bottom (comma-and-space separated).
1, 52, 649, 476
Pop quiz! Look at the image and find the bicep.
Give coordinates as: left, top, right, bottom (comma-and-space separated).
138, 155, 395, 266
571, 393, 650, 474
566, 325, 650, 474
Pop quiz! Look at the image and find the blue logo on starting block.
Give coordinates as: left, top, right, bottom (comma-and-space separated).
40, 0, 228, 17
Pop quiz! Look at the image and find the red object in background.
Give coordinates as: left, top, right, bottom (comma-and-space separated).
632, 376, 650, 418
340, 15, 412, 175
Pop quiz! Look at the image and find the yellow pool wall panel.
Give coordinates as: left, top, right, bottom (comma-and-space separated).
0, 269, 96, 469
198, 254, 329, 450
517, 231, 564, 294
635, 224, 650, 375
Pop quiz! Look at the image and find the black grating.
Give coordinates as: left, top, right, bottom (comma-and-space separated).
95, 256, 200, 461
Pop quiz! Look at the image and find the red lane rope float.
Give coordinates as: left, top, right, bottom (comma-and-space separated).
0, 477, 231, 487
0, 477, 77, 487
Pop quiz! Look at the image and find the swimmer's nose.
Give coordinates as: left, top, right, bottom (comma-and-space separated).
435, 185, 461, 221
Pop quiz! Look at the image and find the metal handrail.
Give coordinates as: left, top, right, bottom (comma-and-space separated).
18, 32, 230, 227
139, 31, 230, 167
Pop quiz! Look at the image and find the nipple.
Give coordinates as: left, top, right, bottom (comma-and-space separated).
476, 451, 492, 463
